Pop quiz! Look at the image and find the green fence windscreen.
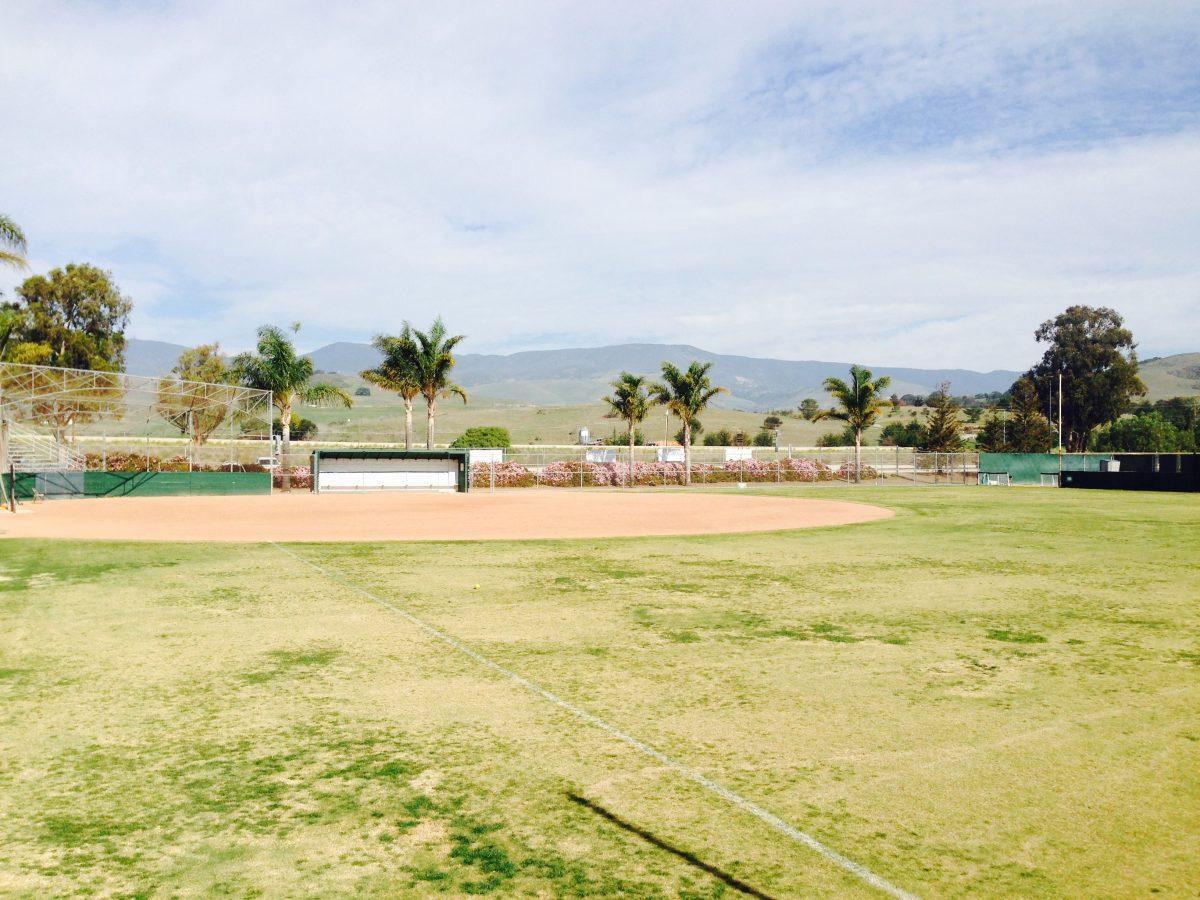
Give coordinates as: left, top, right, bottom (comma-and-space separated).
3, 470, 270, 499
978, 453, 1111, 485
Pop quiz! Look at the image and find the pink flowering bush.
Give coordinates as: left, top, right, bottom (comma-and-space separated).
469, 456, 840, 487
714, 457, 834, 482
836, 462, 879, 481
85, 452, 275, 476
275, 466, 312, 489
471, 461, 535, 488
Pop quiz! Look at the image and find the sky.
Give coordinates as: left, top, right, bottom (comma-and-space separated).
1, 0, 1198, 370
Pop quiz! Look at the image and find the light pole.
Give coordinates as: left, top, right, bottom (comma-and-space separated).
1057, 372, 1063, 453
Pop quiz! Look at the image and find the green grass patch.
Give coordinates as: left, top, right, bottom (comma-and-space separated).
0, 487, 1197, 896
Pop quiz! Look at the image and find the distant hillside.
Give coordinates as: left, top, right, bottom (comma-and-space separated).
1139, 353, 1200, 400
307, 340, 1020, 409
124, 338, 189, 376
304, 341, 379, 375
128, 337, 1198, 407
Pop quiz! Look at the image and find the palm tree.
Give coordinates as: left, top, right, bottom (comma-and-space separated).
411, 317, 467, 449
232, 324, 352, 490
0, 215, 28, 270
817, 365, 892, 482
650, 361, 725, 485
602, 372, 656, 487
0, 305, 21, 360
361, 325, 421, 450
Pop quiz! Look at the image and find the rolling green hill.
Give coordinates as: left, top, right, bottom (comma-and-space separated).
1140, 353, 1200, 401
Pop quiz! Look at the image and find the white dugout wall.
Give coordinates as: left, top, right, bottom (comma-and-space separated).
312, 450, 470, 493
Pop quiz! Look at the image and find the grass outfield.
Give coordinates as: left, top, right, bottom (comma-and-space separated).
1, 488, 1197, 896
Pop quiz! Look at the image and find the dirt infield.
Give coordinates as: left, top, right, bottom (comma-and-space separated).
0, 490, 892, 543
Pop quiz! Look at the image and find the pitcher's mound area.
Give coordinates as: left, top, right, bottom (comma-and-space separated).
0, 490, 892, 543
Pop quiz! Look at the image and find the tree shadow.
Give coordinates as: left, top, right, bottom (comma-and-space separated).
566, 792, 777, 899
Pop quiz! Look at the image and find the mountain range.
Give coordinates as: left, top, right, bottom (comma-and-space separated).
125, 338, 1199, 409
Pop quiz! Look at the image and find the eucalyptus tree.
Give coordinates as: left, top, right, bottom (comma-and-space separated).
232, 324, 351, 489
1024, 305, 1144, 451
361, 325, 421, 450
649, 361, 725, 485
602, 371, 656, 486
155, 344, 232, 447
8, 263, 131, 369
411, 317, 467, 449
818, 365, 892, 482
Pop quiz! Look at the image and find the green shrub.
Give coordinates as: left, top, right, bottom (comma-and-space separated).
272, 415, 318, 440
602, 428, 645, 446
450, 426, 512, 449
702, 428, 733, 446
1091, 412, 1196, 452
816, 426, 856, 447
881, 420, 926, 447
752, 429, 774, 446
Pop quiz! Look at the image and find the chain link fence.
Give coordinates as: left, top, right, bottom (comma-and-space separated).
278, 443, 979, 490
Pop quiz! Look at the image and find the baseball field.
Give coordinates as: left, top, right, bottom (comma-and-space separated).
0, 486, 1197, 897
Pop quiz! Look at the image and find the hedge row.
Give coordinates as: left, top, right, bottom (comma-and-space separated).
83, 452, 271, 474
471, 458, 879, 488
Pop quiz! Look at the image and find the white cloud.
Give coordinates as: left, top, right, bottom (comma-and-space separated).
0, 0, 1197, 369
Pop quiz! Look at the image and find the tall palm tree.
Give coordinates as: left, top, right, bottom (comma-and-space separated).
817, 364, 892, 482
602, 372, 656, 487
411, 317, 467, 449
0, 215, 28, 270
232, 324, 352, 489
650, 361, 725, 485
361, 325, 421, 450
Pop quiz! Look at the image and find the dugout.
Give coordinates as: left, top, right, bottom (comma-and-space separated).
311, 449, 471, 493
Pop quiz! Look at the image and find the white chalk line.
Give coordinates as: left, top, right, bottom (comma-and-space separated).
270, 541, 917, 899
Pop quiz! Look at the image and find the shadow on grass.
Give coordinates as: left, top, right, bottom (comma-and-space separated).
566, 793, 776, 899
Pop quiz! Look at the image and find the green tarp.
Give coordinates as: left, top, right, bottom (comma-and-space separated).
978, 453, 1111, 486
3, 470, 271, 499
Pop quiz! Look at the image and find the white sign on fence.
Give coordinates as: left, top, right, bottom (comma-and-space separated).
469, 448, 504, 464
724, 447, 754, 462
585, 448, 617, 463
656, 447, 685, 463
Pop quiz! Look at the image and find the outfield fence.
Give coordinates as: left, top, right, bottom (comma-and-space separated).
279, 444, 979, 489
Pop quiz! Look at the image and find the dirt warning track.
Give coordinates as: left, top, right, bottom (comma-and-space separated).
0, 490, 893, 543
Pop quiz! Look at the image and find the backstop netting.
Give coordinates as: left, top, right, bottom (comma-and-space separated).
0, 362, 272, 498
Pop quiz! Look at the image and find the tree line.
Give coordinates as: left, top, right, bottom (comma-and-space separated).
2, 210, 1185, 468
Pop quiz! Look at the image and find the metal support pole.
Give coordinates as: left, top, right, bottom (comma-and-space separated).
0, 411, 12, 512
1057, 372, 1063, 453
